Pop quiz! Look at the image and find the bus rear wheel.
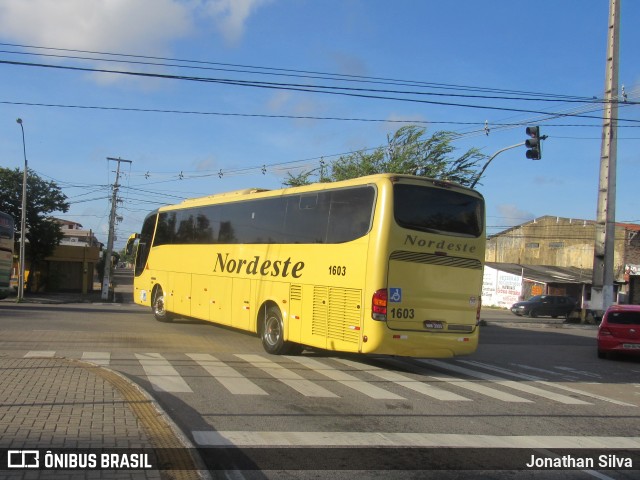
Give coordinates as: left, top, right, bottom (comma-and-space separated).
152, 287, 173, 322
261, 305, 301, 355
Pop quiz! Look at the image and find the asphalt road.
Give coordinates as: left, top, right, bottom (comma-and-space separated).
1, 285, 639, 479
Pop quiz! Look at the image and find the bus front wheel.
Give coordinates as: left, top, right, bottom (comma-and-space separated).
261, 306, 301, 355
152, 287, 173, 322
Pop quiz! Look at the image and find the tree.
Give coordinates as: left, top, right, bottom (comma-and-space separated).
0, 167, 70, 291
284, 125, 487, 187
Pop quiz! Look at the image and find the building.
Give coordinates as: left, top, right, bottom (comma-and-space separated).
483, 216, 640, 306
22, 219, 102, 293
55, 219, 101, 248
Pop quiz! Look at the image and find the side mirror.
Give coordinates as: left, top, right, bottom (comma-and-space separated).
125, 233, 140, 256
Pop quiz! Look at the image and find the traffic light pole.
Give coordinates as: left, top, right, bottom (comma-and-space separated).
470, 142, 525, 189
591, 0, 620, 315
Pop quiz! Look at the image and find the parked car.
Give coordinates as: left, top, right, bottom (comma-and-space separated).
510, 295, 576, 318
597, 304, 640, 359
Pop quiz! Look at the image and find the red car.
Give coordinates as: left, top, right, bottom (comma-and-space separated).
597, 304, 640, 359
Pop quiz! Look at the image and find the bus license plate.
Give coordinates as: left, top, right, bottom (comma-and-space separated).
424, 321, 444, 329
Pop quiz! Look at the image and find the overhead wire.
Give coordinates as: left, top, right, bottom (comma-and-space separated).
2, 59, 639, 123
8, 43, 638, 236
0, 42, 603, 101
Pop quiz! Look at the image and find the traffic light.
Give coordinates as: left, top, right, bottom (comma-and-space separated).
525, 126, 542, 160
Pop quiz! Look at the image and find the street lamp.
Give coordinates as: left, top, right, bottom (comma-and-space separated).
16, 118, 27, 302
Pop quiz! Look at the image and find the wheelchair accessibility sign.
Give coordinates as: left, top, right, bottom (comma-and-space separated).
389, 288, 402, 303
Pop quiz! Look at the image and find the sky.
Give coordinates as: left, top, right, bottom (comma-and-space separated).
0, 0, 639, 251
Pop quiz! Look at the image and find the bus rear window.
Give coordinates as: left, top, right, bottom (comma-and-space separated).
393, 184, 483, 237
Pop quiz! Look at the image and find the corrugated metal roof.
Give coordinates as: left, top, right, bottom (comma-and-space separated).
486, 262, 594, 284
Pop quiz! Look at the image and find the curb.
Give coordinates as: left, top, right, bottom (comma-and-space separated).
70, 359, 212, 480
482, 320, 598, 330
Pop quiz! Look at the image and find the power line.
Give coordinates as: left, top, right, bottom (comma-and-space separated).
0, 42, 603, 101
1, 49, 614, 105
2, 59, 639, 123
5, 100, 640, 129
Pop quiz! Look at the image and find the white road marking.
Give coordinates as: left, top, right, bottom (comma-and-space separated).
23, 351, 55, 358
81, 351, 111, 366
235, 354, 338, 398
554, 366, 603, 379
428, 374, 533, 402
192, 430, 640, 448
460, 360, 636, 407
510, 362, 578, 380
288, 355, 405, 400
135, 353, 193, 393
334, 358, 470, 401
421, 359, 590, 405
187, 353, 267, 395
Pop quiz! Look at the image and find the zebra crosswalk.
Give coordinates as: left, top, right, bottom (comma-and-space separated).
21, 350, 638, 407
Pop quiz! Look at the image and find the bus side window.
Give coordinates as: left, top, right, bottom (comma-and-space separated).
326, 187, 374, 243
154, 212, 175, 246
194, 207, 216, 243
299, 194, 318, 210
175, 211, 195, 243
283, 194, 327, 243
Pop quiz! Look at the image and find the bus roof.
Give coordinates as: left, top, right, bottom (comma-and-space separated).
179, 188, 271, 206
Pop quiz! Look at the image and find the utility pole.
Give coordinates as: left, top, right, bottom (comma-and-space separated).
591, 0, 620, 315
16, 119, 28, 302
101, 157, 132, 301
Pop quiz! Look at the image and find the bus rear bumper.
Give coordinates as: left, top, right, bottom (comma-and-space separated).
361, 328, 479, 358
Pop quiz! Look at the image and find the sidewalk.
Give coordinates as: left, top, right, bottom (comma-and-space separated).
0, 357, 204, 479
0, 270, 133, 304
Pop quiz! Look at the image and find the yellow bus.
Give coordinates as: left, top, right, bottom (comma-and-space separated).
127, 174, 485, 357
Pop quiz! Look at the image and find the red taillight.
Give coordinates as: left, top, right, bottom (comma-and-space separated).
598, 327, 613, 336
372, 289, 388, 321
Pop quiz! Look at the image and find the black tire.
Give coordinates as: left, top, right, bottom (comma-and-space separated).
528, 309, 538, 318
287, 343, 305, 355
261, 305, 300, 355
152, 287, 173, 322
597, 350, 608, 359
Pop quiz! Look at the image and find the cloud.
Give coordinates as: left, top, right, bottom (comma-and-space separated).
266, 91, 292, 111
194, 156, 217, 171
382, 113, 428, 133
328, 51, 368, 77
0, 0, 191, 55
200, 0, 272, 46
496, 204, 536, 227
265, 90, 326, 125
533, 175, 564, 186
0, 0, 272, 78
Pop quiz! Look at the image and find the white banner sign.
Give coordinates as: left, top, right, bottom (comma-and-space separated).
482, 266, 523, 308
